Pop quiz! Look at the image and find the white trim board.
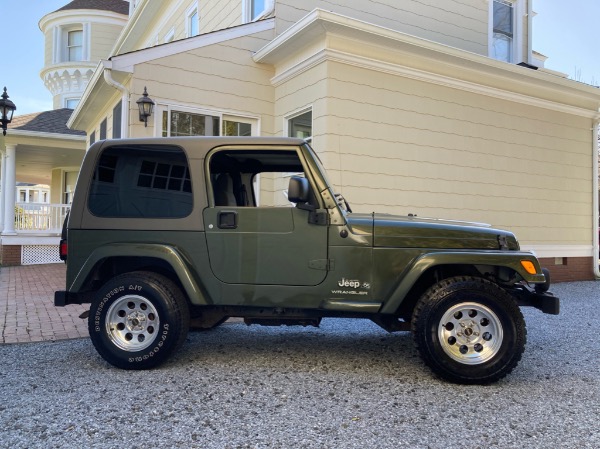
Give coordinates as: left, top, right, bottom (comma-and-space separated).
520, 245, 593, 258
111, 18, 275, 72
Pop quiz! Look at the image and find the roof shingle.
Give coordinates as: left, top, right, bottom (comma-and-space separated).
55, 0, 129, 15
11, 109, 86, 136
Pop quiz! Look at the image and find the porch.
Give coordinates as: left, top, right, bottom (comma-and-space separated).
0, 203, 70, 265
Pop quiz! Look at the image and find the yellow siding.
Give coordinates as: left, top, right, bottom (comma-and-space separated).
158, 2, 189, 42
130, 30, 276, 135
90, 24, 125, 61
145, 1, 242, 45
274, 63, 328, 138
275, 0, 488, 55
201, 0, 242, 33
43, 29, 53, 67
315, 61, 592, 246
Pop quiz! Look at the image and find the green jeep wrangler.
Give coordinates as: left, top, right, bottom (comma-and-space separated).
55, 137, 558, 384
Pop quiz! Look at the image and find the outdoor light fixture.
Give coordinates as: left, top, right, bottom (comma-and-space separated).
136, 86, 155, 127
0, 87, 17, 136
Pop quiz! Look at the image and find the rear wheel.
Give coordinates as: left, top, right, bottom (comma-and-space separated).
88, 271, 190, 369
411, 276, 526, 384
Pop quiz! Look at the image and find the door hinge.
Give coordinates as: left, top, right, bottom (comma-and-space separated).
309, 259, 334, 271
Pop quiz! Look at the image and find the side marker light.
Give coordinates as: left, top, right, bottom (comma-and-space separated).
520, 260, 537, 275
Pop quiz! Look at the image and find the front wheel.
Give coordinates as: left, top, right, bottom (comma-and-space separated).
88, 272, 190, 369
411, 276, 526, 384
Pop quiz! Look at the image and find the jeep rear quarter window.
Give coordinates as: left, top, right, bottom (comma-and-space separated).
88, 144, 193, 218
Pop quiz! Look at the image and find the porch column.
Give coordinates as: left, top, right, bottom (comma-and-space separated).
0, 150, 5, 231
2, 144, 17, 235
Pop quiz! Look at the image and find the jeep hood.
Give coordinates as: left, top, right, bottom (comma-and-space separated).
346, 213, 519, 250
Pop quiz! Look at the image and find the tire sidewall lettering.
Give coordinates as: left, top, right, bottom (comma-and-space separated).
413, 276, 526, 383
90, 278, 179, 367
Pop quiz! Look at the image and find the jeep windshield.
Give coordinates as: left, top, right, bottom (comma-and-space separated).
303, 143, 352, 214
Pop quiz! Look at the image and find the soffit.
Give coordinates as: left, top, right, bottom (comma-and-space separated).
254, 9, 600, 117
2, 133, 86, 184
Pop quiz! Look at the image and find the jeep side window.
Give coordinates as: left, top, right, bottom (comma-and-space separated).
209, 149, 312, 208
88, 144, 193, 218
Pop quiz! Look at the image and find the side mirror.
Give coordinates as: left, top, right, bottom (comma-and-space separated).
288, 176, 310, 203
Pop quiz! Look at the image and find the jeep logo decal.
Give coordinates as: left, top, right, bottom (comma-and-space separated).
338, 278, 361, 289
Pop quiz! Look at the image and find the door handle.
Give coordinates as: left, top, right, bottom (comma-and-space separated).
218, 211, 238, 229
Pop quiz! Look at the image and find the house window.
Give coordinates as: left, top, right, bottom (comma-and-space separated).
64, 171, 78, 204
65, 98, 80, 109
491, 0, 519, 63
223, 120, 252, 136
67, 30, 83, 61
160, 107, 256, 137
93, 154, 118, 184
90, 131, 96, 146
55, 25, 88, 63
113, 101, 122, 139
167, 110, 220, 137
288, 110, 312, 140
100, 119, 107, 140
245, 0, 273, 22
137, 160, 191, 193
187, 4, 199, 37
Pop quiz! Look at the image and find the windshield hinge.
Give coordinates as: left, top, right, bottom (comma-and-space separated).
308, 209, 329, 225
498, 235, 509, 251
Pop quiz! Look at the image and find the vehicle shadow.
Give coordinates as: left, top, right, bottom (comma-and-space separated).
172, 318, 425, 377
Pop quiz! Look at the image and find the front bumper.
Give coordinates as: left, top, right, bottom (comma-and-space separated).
511, 285, 560, 315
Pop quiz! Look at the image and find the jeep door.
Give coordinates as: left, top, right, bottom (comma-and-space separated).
203, 147, 328, 286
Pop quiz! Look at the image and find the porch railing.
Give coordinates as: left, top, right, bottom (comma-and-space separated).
14, 203, 70, 234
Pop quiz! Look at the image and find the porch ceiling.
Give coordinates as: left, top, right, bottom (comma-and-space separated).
15, 145, 85, 185
3, 134, 86, 185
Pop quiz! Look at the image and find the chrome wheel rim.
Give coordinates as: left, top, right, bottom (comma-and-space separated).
105, 295, 160, 352
438, 302, 503, 365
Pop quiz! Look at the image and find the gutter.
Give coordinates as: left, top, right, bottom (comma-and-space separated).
593, 116, 600, 279
102, 60, 130, 138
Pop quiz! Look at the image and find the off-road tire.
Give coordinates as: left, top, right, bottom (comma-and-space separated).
88, 271, 190, 370
411, 276, 526, 384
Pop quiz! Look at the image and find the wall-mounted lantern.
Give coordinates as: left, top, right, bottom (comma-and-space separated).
0, 87, 17, 136
136, 86, 155, 128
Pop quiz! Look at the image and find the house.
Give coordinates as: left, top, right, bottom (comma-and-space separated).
0, 0, 129, 265
5, 0, 600, 282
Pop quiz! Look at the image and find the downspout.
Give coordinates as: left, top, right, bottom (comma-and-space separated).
102, 60, 130, 138
527, 0, 533, 65
593, 117, 600, 279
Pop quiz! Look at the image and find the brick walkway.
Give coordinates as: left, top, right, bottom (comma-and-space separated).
0, 264, 88, 344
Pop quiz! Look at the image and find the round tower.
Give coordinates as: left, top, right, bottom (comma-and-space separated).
38, 0, 129, 110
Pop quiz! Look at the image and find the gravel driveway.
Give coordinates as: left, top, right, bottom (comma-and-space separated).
1, 281, 598, 449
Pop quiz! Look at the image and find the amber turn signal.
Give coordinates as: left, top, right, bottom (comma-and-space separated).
520, 260, 537, 275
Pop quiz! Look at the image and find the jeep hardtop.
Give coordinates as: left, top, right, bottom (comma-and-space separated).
56, 136, 559, 384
